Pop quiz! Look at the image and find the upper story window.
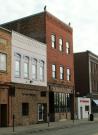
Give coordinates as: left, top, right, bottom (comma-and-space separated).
24, 56, 29, 79
0, 38, 7, 45
52, 64, 56, 79
60, 66, 64, 80
51, 34, 56, 48
66, 68, 71, 81
59, 38, 63, 51
40, 60, 44, 81
66, 42, 70, 54
32, 58, 37, 80
0, 53, 6, 71
15, 53, 21, 77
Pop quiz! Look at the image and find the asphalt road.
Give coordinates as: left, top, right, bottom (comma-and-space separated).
27, 122, 98, 135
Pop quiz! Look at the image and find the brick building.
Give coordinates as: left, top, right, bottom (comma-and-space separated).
0, 27, 11, 127
0, 28, 47, 126
74, 51, 98, 113
2, 10, 74, 121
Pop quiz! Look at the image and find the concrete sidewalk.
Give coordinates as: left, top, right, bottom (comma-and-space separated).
0, 119, 98, 135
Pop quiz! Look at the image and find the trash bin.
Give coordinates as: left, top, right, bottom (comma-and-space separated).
90, 114, 94, 121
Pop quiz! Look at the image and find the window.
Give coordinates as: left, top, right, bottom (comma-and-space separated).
66, 68, 71, 81
22, 103, 29, 116
52, 64, 56, 79
66, 42, 70, 54
59, 38, 63, 51
0, 53, 6, 71
32, 58, 37, 80
54, 93, 71, 113
15, 53, 21, 77
85, 106, 89, 111
60, 66, 64, 80
40, 91, 46, 97
0, 38, 7, 45
24, 56, 29, 78
51, 34, 56, 48
40, 60, 44, 81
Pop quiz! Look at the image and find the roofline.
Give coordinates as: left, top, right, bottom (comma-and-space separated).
1, 10, 72, 31
0, 26, 11, 33
74, 50, 98, 58
46, 11, 72, 30
0, 11, 44, 26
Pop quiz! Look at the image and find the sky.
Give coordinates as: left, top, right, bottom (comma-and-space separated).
0, 0, 98, 54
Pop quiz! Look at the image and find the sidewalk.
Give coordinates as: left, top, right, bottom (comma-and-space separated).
1, 118, 98, 135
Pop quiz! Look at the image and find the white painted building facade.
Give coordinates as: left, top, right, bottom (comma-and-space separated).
76, 97, 91, 119
11, 31, 47, 86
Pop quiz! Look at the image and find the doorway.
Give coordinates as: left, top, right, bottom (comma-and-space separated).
0, 104, 7, 127
38, 103, 47, 122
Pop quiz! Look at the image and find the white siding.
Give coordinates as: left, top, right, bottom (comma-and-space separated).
11, 31, 47, 86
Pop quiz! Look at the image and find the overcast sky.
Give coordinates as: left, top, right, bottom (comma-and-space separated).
0, 0, 98, 54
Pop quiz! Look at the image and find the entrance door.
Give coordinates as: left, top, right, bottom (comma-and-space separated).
38, 104, 44, 121
80, 107, 83, 119
38, 104, 47, 122
0, 104, 7, 127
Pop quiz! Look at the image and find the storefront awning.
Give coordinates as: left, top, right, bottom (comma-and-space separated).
93, 100, 98, 106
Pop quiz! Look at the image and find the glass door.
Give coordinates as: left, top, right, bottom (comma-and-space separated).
38, 104, 44, 121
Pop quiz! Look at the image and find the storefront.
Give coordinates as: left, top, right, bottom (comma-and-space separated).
76, 97, 91, 119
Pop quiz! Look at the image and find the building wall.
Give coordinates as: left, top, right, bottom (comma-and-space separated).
1, 11, 74, 89
1, 13, 46, 43
74, 52, 89, 96
46, 12, 74, 87
1, 11, 74, 121
0, 27, 11, 83
11, 31, 47, 86
9, 84, 48, 126
89, 53, 98, 94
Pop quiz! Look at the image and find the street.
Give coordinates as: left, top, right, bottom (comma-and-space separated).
26, 122, 98, 135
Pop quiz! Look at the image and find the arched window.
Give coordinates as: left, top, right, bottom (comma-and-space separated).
40, 60, 44, 81
24, 56, 29, 78
59, 38, 63, 51
15, 53, 21, 77
32, 58, 37, 80
66, 42, 70, 54
66, 68, 71, 81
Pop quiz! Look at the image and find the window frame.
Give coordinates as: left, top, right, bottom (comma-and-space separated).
66, 68, 71, 81
59, 37, 63, 51
32, 58, 37, 80
52, 64, 56, 79
24, 56, 29, 79
51, 34, 56, 48
60, 66, 64, 80
15, 53, 21, 78
39, 60, 44, 81
66, 41, 70, 54
0, 53, 7, 72
22, 103, 29, 116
